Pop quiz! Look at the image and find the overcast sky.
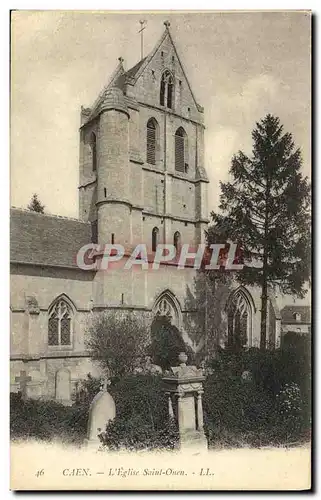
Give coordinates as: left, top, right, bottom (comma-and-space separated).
11, 10, 310, 219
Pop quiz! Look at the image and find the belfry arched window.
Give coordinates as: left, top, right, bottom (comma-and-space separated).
175, 127, 188, 173
160, 70, 173, 109
48, 297, 73, 346
152, 227, 159, 252
173, 231, 181, 251
90, 132, 97, 172
227, 288, 253, 349
146, 118, 158, 165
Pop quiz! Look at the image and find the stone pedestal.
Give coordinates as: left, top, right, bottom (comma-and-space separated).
163, 353, 207, 451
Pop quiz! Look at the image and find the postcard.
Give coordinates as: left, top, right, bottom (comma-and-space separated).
10, 10, 311, 491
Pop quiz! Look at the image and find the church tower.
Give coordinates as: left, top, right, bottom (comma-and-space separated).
78, 21, 209, 252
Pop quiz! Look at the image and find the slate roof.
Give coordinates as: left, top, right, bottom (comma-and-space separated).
85, 57, 147, 123
123, 57, 147, 80
280, 305, 311, 324
112, 58, 147, 93
10, 208, 92, 269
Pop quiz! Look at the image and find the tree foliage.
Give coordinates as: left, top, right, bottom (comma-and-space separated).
183, 270, 233, 357
210, 114, 311, 348
150, 315, 193, 370
85, 311, 150, 380
27, 193, 45, 213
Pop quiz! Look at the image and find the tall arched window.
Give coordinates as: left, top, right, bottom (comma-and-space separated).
160, 71, 173, 109
227, 288, 253, 349
48, 298, 73, 346
146, 118, 158, 165
173, 231, 181, 251
175, 127, 188, 173
160, 76, 166, 106
152, 227, 159, 252
153, 290, 181, 328
90, 132, 97, 172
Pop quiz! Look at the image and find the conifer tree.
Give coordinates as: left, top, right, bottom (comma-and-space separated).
27, 193, 45, 213
210, 114, 311, 349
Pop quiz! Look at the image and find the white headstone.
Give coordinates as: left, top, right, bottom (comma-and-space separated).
87, 383, 116, 447
55, 368, 71, 405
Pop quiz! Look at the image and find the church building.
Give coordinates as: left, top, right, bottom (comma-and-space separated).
10, 22, 281, 404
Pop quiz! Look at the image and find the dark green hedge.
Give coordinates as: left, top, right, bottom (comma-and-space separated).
203, 341, 311, 447
10, 392, 89, 444
102, 374, 179, 450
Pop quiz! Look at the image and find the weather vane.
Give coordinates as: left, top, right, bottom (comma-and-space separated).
138, 20, 147, 60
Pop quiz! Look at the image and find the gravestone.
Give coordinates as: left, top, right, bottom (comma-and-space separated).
86, 379, 116, 449
15, 370, 32, 400
55, 368, 72, 405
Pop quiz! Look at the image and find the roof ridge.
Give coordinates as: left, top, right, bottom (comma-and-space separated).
10, 206, 91, 224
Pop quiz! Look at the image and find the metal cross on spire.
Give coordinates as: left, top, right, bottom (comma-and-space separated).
138, 20, 147, 60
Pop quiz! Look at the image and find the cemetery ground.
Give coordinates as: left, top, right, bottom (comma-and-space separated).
10, 342, 312, 489
10, 341, 311, 452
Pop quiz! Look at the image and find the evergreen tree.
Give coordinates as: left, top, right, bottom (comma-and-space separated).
210, 114, 311, 349
27, 193, 45, 213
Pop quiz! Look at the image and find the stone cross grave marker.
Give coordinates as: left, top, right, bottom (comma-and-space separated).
15, 370, 32, 400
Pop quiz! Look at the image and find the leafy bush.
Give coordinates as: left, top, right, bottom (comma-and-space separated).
109, 374, 167, 426
150, 315, 195, 370
203, 343, 311, 447
10, 392, 88, 444
100, 415, 178, 451
100, 374, 178, 450
86, 311, 150, 379
74, 373, 102, 405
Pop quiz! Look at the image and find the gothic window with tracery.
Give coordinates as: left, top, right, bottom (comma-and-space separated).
227, 290, 252, 349
154, 293, 179, 327
48, 299, 73, 346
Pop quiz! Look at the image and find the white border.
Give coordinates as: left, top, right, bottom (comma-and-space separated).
3, 3, 317, 498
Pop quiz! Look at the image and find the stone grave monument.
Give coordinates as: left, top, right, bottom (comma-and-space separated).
162, 352, 208, 451
55, 368, 72, 406
85, 379, 116, 449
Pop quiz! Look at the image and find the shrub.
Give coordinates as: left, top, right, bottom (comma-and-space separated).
150, 315, 195, 370
100, 416, 178, 451
100, 374, 179, 451
108, 374, 168, 429
86, 311, 150, 379
10, 392, 88, 444
203, 344, 311, 448
74, 373, 102, 405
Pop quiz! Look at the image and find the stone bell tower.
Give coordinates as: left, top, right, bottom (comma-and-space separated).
78, 22, 209, 253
